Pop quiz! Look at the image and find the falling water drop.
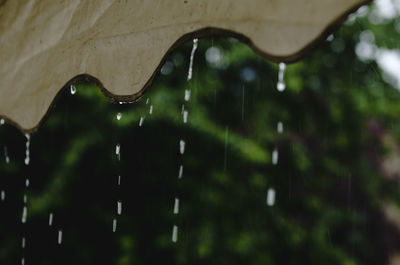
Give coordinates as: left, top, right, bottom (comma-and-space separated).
21, 257, 25, 265
23, 194, 27, 204
24, 134, 30, 166
266, 188, 276, 206
184, 89, 191, 101
112, 219, 117, 232
178, 165, 183, 179
173, 198, 179, 214
179, 140, 185, 155
183, 110, 188, 123
25, 178, 29, 188
21, 206, 27, 223
4, 146, 9, 164
116, 112, 122, 121
57, 230, 63, 245
146, 98, 150, 105
118, 175, 121, 186
276, 62, 286, 92
0, 190, 5, 201
70, 84, 76, 95
149, 105, 153, 115
21, 237, 26, 248
172, 225, 178, 243
272, 148, 278, 165
0, 118, 4, 125
49, 213, 53, 226
115, 144, 121, 161
139, 116, 145, 127
277, 122, 284, 133
117, 200, 122, 215
187, 38, 199, 80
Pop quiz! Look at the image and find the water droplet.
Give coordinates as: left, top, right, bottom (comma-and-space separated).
21, 257, 25, 265
25, 179, 29, 188
187, 38, 199, 80
173, 198, 179, 214
118, 175, 121, 186
183, 110, 188, 123
276, 62, 286, 92
172, 225, 178, 243
266, 188, 276, 206
70, 85, 76, 95
184, 89, 191, 101
179, 140, 185, 155
272, 148, 278, 165
24, 134, 30, 166
178, 165, 183, 179
139, 116, 145, 127
326, 34, 334, 42
112, 219, 117, 232
0, 190, 5, 201
0, 118, 4, 125
21, 206, 27, 223
49, 213, 53, 226
23, 194, 27, 204
57, 230, 63, 244
115, 144, 120, 160
4, 146, 9, 164
21, 237, 25, 248
146, 98, 150, 105
149, 105, 153, 115
116, 112, 122, 121
117, 200, 122, 215
277, 122, 284, 133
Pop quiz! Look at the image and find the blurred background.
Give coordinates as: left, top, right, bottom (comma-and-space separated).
2, 1, 400, 264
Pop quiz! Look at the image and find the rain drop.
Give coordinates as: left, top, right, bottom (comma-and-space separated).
272, 148, 278, 165
21, 206, 27, 223
25, 178, 29, 188
266, 188, 276, 206
0, 118, 4, 125
187, 38, 198, 80
112, 219, 117, 232
116, 112, 122, 121
179, 140, 185, 155
276, 62, 286, 92
21, 237, 25, 249
57, 230, 63, 244
4, 146, 9, 164
183, 110, 188, 123
0, 190, 5, 201
49, 213, 53, 226
117, 200, 122, 215
172, 225, 178, 243
70, 84, 76, 95
173, 198, 179, 214
178, 165, 183, 179
23, 194, 27, 204
184, 89, 191, 101
149, 105, 153, 115
21, 257, 25, 265
117, 175, 121, 186
24, 134, 30, 166
277, 122, 284, 133
115, 144, 121, 160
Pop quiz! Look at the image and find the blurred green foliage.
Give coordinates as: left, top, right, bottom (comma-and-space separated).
1, 2, 400, 265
